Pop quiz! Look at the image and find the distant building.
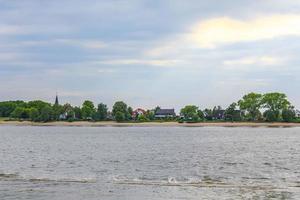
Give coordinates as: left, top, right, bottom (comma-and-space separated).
155, 109, 176, 118
59, 112, 68, 120
132, 108, 146, 119
54, 93, 59, 105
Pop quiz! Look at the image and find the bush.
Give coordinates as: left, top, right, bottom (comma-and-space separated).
137, 114, 149, 122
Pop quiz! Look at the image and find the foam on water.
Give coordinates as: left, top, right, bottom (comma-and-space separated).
112, 175, 286, 190
0, 172, 96, 183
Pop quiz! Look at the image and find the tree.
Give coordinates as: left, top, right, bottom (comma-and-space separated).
154, 106, 161, 113
0, 101, 25, 117
145, 110, 155, 120
261, 92, 290, 121
197, 110, 204, 121
115, 111, 125, 122
225, 103, 236, 121
238, 93, 262, 121
127, 106, 133, 120
62, 103, 75, 120
112, 101, 130, 122
81, 100, 95, 120
73, 106, 82, 119
28, 100, 51, 112
203, 108, 213, 120
95, 103, 108, 121
282, 108, 296, 122
10, 107, 29, 119
39, 105, 53, 122
225, 103, 242, 121
264, 110, 278, 122
52, 104, 63, 120
29, 108, 39, 121
180, 105, 199, 122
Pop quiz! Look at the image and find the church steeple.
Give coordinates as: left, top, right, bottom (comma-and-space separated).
55, 93, 59, 105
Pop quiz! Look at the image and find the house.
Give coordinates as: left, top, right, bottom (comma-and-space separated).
59, 111, 75, 120
59, 112, 68, 120
132, 108, 146, 119
155, 109, 176, 118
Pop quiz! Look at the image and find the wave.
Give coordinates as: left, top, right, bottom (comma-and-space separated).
112, 175, 281, 190
112, 176, 228, 187
0, 172, 96, 183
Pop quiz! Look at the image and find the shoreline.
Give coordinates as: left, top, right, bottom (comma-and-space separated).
0, 121, 300, 127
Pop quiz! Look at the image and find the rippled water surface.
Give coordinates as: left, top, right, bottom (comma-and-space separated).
0, 126, 300, 199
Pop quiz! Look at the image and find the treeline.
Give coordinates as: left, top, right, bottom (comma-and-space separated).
0, 100, 151, 122
180, 92, 298, 123
0, 92, 299, 123
0, 100, 106, 122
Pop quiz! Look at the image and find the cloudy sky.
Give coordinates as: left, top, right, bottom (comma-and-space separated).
1, 0, 300, 111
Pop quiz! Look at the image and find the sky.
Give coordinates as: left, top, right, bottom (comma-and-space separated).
1, 0, 300, 111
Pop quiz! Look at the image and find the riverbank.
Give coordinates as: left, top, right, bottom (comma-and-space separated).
0, 120, 300, 127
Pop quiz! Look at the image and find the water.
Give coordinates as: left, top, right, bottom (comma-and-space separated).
0, 126, 299, 200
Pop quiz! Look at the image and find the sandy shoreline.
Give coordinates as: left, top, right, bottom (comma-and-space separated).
0, 121, 300, 127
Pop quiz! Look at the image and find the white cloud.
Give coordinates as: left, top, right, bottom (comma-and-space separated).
223, 56, 283, 66
189, 14, 300, 48
147, 14, 300, 57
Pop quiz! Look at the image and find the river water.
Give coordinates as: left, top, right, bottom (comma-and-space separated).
0, 126, 299, 199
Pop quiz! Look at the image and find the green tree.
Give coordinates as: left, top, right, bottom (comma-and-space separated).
180, 105, 199, 122
112, 101, 130, 122
115, 111, 125, 122
29, 108, 39, 121
73, 106, 82, 120
238, 93, 262, 121
225, 103, 236, 121
10, 107, 29, 119
264, 110, 279, 122
204, 108, 213, 120
0, 101, 25, 117
81, 100, 95, 120
127, 106, 133, 120
39, 105, 53, 122
28, 100, 51, 112
145, 110, 155, 120
154, 106, 161, 113
52, 104, 63, 120
262, 92, 290, 121
62, 103, 75, 120
282, 108, 296, 122
95, 103, 108, 121
197, 110, 204, 120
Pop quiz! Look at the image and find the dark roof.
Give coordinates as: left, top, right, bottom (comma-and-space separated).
155, 109, 176, 115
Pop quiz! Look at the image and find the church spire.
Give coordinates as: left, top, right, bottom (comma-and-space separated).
55, 92, 59, 105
